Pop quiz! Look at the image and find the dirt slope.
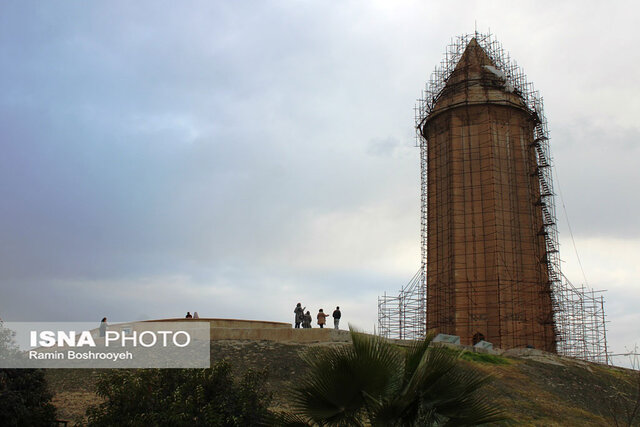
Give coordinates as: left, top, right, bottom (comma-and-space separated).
45, 340, 639, 426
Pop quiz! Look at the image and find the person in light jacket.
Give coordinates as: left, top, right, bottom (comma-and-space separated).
99, 317, 108, 337
317, 309, 327, 328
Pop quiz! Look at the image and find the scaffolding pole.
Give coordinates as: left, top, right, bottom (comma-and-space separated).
378, 31, 609, 364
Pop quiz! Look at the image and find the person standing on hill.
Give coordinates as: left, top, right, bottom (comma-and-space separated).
332, 306, 341, 330
99, 317, 108, 337
317, 309, 327, 328
294, 303, 305, 328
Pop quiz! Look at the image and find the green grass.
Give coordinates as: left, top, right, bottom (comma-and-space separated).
594, 364, 636, 382
460, 351, 511, 365
427, 345, 511, 365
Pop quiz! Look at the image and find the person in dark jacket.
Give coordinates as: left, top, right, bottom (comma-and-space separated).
294, 303, 305, 328
332, 306, 341, 330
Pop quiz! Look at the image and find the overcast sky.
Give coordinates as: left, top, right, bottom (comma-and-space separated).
1, 1, 639, 365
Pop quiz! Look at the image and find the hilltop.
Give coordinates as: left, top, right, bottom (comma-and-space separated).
45, 323, 638, 426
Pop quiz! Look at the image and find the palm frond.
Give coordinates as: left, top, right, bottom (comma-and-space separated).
419, 362, 506, 425
267, 411, 313, 427
404, 346, 461, 400
403, 330, 437, 381
349, 327, 405, 400
288, 329, 506, 426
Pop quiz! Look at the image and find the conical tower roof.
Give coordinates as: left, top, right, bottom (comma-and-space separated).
447, 38, 499, 85
425, 38, 528, 123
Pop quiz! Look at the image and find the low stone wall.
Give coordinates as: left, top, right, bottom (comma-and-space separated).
143, 318, 290, 329
210, 327, 351, 343
139, 318, 351, 343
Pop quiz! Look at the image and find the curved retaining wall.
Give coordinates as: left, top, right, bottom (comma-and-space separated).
210, 327, 351, 343
136, 318, 350, 343
143, 318, 290, 329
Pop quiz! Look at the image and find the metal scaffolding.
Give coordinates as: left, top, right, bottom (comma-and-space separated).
378, 268, 425, 341
559, 275, 609, 363
378, 31, 609, 364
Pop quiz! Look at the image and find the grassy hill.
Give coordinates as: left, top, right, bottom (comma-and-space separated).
45, 339, 639, 426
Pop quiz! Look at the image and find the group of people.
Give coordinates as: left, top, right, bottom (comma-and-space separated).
185, 312, 200, 319
294, 303, 341, 330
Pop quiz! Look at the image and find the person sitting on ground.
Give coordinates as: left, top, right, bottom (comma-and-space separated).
303, 311, 312, 328
317, 309, 327, 329
185, 312, 193, 319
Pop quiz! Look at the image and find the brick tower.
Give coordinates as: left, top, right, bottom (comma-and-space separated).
419, 38, 557, 352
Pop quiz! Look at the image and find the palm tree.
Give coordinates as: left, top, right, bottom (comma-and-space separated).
274, 328, 505, 426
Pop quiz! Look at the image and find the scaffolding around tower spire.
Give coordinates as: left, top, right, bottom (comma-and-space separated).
378, 32, 609, 364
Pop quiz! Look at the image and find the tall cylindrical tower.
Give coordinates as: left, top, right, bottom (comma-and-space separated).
419, 38, 557, 352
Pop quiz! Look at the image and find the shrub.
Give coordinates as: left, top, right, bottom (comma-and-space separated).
86, 361, 272, 426
0, 322, 57, 426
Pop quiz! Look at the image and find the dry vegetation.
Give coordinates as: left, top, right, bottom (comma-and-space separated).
45, 341, 638, 426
